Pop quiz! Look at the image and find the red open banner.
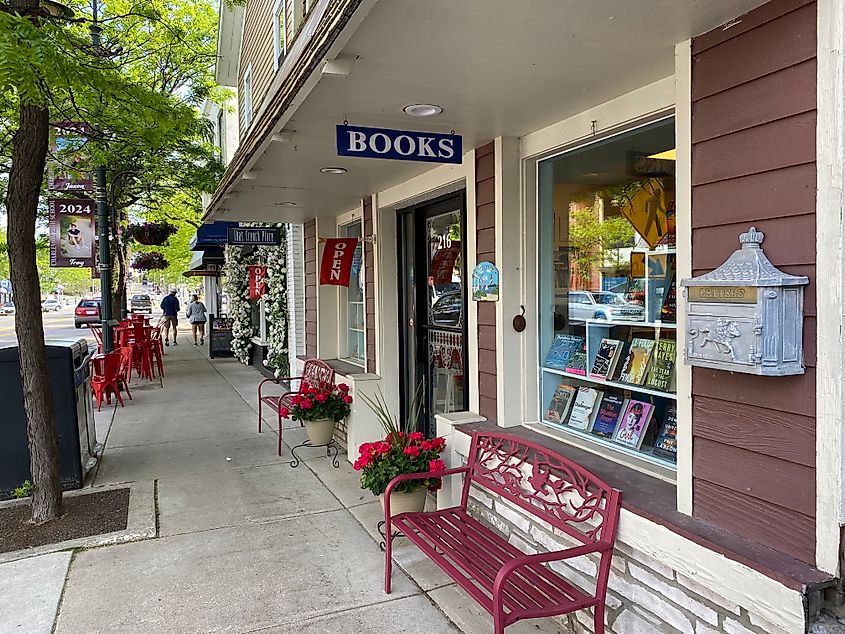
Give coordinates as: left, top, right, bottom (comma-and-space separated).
248, 265, 268, 299
320, 238, 359, 286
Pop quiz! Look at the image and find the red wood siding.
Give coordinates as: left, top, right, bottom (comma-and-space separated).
303, 219, 317, 358
363, 197, 376, 373
476, 142, 497, 421
690, 0, 817, 564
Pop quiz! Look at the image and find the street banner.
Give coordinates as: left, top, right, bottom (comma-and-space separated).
49, 198, 96, 268
336, 125, 462, 164
248, 265, 268, 299
320, 238, 359, 286
47, 122, 93, 192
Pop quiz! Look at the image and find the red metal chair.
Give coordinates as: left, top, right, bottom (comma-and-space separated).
149, 323, 165, 381
90, 352, 124, 411
117, 346, 134, 401
87, 324, 103, 353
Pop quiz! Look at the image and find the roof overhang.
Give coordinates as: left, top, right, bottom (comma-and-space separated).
215, 0, 244, 88
207, 0, 769, 225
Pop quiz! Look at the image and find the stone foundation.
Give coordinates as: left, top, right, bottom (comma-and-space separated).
466, 486, 794, 634
333, 418, 348, 450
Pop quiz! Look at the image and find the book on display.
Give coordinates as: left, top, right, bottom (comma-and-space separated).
545, 383, 577, 424
612, 399, 655, 450
567, 387, 601, 430
545, 334, 585, 370
591, 393, 626, 439
589, 338, 624, 381
618, 338, 657, 385
644, 340, 676, 392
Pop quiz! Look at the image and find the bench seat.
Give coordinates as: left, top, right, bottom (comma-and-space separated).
394, 507, 595, 625
258, 393, 293, 412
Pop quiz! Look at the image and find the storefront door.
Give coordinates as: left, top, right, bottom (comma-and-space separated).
398, 193, 468, 438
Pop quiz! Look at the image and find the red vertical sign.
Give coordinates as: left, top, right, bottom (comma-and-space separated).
248, 265, 268, 299
320, 238, 359, 286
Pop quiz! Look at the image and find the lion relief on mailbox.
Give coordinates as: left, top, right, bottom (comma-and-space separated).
681, 227, 808, 377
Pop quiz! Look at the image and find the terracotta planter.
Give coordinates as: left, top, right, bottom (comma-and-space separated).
380, 487, 427, 517
304, 418, 336, 445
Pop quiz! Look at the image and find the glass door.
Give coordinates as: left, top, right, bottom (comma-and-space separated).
398, 193, 468, 438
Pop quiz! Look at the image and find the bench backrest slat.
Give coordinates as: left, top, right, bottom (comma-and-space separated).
463, 432, 620, 546
302, 359, 335, 390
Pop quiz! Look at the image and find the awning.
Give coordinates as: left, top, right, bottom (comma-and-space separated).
183, 249, 224, 279
190, 222, 238, 251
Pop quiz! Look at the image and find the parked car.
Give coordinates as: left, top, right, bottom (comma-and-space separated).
41, 298, 62, 312
568, 291, 645, 322
74, 299, 101, 328
130, 293, 152, 314
0, 302, 15, 316
431, 291, 463, 327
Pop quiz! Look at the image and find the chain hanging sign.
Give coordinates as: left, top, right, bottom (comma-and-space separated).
336, 124, 462, 164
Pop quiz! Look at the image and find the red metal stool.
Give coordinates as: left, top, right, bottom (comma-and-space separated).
91, 352, 124, 411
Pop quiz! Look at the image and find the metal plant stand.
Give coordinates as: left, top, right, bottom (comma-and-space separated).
288, 440, 341, 469
377, 520, 407, 551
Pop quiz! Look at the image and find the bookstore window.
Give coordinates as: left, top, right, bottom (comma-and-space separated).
538, 118, 677, 469
340, 219, 365, 366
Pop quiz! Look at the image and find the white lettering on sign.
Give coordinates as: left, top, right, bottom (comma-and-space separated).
369, 133, 391, 154
395, 135, 415, 156
348, 130, 367, 152
418, 137, 436, 157
330, 242, 348, 280
438, 138, 455, 159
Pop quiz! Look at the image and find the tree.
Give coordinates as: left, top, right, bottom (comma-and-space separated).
0, 0, 220, 522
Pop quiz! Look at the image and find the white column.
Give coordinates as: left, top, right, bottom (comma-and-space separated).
816, 0, 845, 575
674, 39, 694, 516
494, 137, 522, 427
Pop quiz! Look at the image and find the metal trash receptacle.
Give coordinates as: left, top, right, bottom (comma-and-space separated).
0, 338, 101, 497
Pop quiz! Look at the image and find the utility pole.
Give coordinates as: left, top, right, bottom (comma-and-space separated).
91, 0, 113, 352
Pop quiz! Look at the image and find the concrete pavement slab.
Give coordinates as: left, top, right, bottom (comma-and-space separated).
0, 551, 72, 633
157, 462, 343, 536
106, 411, 258, 448
55, 510, 418, 633
302, 452, 371, 509
428, 584, 570, 634
94, 433, 281, 485
253, 594, 460, 633
349, 500, 454, 593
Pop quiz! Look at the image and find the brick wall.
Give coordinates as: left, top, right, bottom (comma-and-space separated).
476, 142, 497, 421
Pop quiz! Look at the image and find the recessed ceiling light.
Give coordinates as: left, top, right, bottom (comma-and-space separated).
403, 104, 443, 117
274, 201, 296, 206
320, 167, 347, 174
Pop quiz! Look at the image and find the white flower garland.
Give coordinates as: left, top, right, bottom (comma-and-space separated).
222, 244, 253, 364
257, 230, 289, 377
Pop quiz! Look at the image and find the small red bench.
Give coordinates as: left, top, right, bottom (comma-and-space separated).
258, 359, 335, 455
383, 431, 621, 634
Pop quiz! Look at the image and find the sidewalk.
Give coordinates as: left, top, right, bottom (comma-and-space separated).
0, 339, 564, 633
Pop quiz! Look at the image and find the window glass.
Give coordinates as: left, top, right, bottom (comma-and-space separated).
243, 66, 253, 128
273, 0, 286, 67
342, 221, 365, 365
538, 118, 678, 468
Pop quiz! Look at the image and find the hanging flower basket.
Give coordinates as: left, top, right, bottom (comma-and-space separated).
132, 251, 169, 271
127, 222, 177, 246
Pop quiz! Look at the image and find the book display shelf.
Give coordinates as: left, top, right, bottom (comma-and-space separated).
541, 249, 678, 468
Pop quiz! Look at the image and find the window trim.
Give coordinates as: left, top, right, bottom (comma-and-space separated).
242, 64, 253, 130
216, 109, 225, 161
337, 213, 366, 368
272, 0, 285, 71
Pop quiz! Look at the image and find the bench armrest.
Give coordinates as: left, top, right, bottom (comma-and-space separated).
492, 542, 610, 601
383, 467, 469, 519
258, 375, 302, 398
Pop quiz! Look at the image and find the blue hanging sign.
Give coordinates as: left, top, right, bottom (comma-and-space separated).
336, 125, 462, 164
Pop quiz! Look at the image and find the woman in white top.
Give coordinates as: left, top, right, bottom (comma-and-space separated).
185, 294, 208, 346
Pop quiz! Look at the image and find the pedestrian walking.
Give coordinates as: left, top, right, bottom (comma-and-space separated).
186, 294, 208, 346
160, 289, 180, 346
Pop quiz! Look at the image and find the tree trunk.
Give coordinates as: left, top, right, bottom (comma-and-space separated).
111, 205, 129, 319
6, 103, 64, 523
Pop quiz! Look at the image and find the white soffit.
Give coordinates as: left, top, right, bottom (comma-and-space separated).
215, 0, 768, 223
215, 2, 244, 88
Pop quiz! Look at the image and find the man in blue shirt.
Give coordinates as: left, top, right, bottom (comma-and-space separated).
160, 289, 180, 346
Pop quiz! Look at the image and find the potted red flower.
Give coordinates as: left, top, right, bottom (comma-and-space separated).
355, 386, 446, 516
279, 382, 352, 445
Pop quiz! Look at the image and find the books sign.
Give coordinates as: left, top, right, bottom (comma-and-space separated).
48, 198, 95, 267
336, 124, 462, 164
227, 226, 281, 246
319, 238, 359, 286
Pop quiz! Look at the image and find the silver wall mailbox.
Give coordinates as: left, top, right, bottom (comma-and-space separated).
680, 227, 809, 376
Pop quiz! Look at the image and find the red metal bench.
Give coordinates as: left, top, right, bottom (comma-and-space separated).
258, 359, 335, 455
384, 431, 621, 634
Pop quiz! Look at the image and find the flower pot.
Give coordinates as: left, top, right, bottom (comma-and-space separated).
304, 418, 336, 445
380, 487, 428, 517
